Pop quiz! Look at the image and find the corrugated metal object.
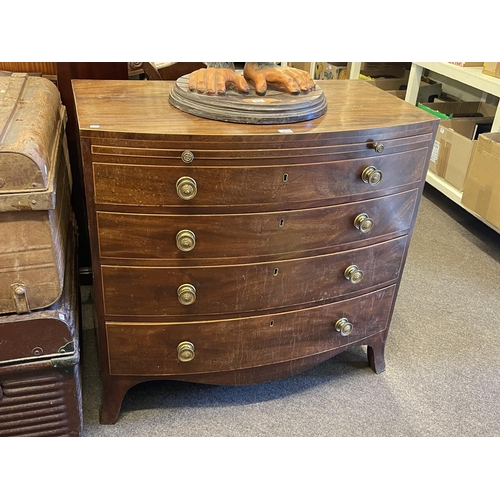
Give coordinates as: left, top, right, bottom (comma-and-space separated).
0, 220, 82, 436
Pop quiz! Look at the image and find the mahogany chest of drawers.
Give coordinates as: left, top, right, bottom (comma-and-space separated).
73, 79, 438, 424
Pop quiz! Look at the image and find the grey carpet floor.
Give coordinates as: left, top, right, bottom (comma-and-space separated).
80, 185, 500, 437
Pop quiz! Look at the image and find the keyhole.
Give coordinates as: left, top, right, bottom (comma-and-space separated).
279, 219, 284, 227
283, 173, 289, 182
270, 321, 274, 327
273, 268, 279, 276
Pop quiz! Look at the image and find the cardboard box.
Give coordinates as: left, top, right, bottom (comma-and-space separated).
433, 92, 462, 103
424, 101, 496, 137
360, 62, 409, 78
430, 125, 477, 188
387, 89, 407, 99
462, 133, 500, 229
314, 63, 348, 80
366, 76, 409, 91
367, 76, 441, 103
449, 62, 484, 67
482, 62, 500, 79
423, 101, 496, 190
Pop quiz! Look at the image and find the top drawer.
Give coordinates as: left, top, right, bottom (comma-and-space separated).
93, 147, 429, 210
89, 132, 432, 165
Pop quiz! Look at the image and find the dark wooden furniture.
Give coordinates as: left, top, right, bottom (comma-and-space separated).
73, 79, 438, 424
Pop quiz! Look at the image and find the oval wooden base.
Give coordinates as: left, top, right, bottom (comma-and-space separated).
168, 73, 328, 125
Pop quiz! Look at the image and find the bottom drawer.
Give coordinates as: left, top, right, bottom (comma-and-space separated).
107, 285, 396, 376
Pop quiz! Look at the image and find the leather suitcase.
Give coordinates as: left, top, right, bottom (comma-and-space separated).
0, 218, 82, 437
0, 73, 72, 314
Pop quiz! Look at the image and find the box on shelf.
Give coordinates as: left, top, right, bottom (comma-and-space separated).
366, 75, 409, 91
367, 75, 441, 103
449, 62, 484, 67
417, 81, 442, 103
314, 62, 348, 80
422, 101, 496, 190
462, 133, 500, 229
360, 62, 410, 78
424, 101, 496, 136
387, 89, 407, 99
433, 92, 462, 103
482, 62, 500, 79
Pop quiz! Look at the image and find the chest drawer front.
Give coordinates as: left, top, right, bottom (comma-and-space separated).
90, 132, 433, 164
101, 236, 407, 318
97, 190, 418, 261
92, 148, 428, 209
106, 285, 396, 376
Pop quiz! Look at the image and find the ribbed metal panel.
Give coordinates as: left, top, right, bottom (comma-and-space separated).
0, 367, 82, 437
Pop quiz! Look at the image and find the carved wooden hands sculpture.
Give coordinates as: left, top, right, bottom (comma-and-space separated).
188, 62, 315, 96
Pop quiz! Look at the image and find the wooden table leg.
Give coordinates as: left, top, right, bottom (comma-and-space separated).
367, 331, 387, 374
99, 375, 134, 425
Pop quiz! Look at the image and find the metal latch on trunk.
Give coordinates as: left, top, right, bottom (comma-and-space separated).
11, 283, 30, 314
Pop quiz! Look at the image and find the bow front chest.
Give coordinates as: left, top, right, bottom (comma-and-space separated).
73, 79, 438, 424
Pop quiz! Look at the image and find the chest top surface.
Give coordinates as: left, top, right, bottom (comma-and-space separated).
72, 79, 438, 140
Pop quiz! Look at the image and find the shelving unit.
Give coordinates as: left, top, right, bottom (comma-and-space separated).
405, 63, 500, 132
287, 62, 500, 232
404, 63, 500, 234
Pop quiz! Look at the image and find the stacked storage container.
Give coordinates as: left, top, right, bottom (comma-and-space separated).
0, 73, 82, 436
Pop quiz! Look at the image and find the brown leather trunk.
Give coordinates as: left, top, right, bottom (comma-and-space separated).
0, 218, 82, 436
0, 73, 72, 314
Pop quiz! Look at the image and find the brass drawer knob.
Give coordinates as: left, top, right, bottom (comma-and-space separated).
176, 176, 197, 200
354, 213, 374, 233
177, 341, 195, 362
372, 142, 385, 153
344, 264, 364, 284
361, 166, 383, 186
181, 150, 195, 163
335, 318, 353, 337
176, 230, 196, 252
177, 284, 197, 305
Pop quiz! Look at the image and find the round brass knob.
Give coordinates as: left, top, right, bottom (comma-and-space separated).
354, 213, 374, 234
372, 142, 385, 153
344, 264, 364, 284
176, 176, 197, 200
177, 284, 197, 305
361, 166, 383, 186
181, 150, 194, 163
335, 318, 353, 337
176, 230, 196, 252
177, 341, 195, 362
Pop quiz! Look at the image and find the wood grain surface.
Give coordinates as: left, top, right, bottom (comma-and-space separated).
106, 285, 396, 376
101, 236, 407, 319
74, 78, 438, 423
96, 190, 418, 263
73, 79, 437, 138
92, 148, 428, 211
